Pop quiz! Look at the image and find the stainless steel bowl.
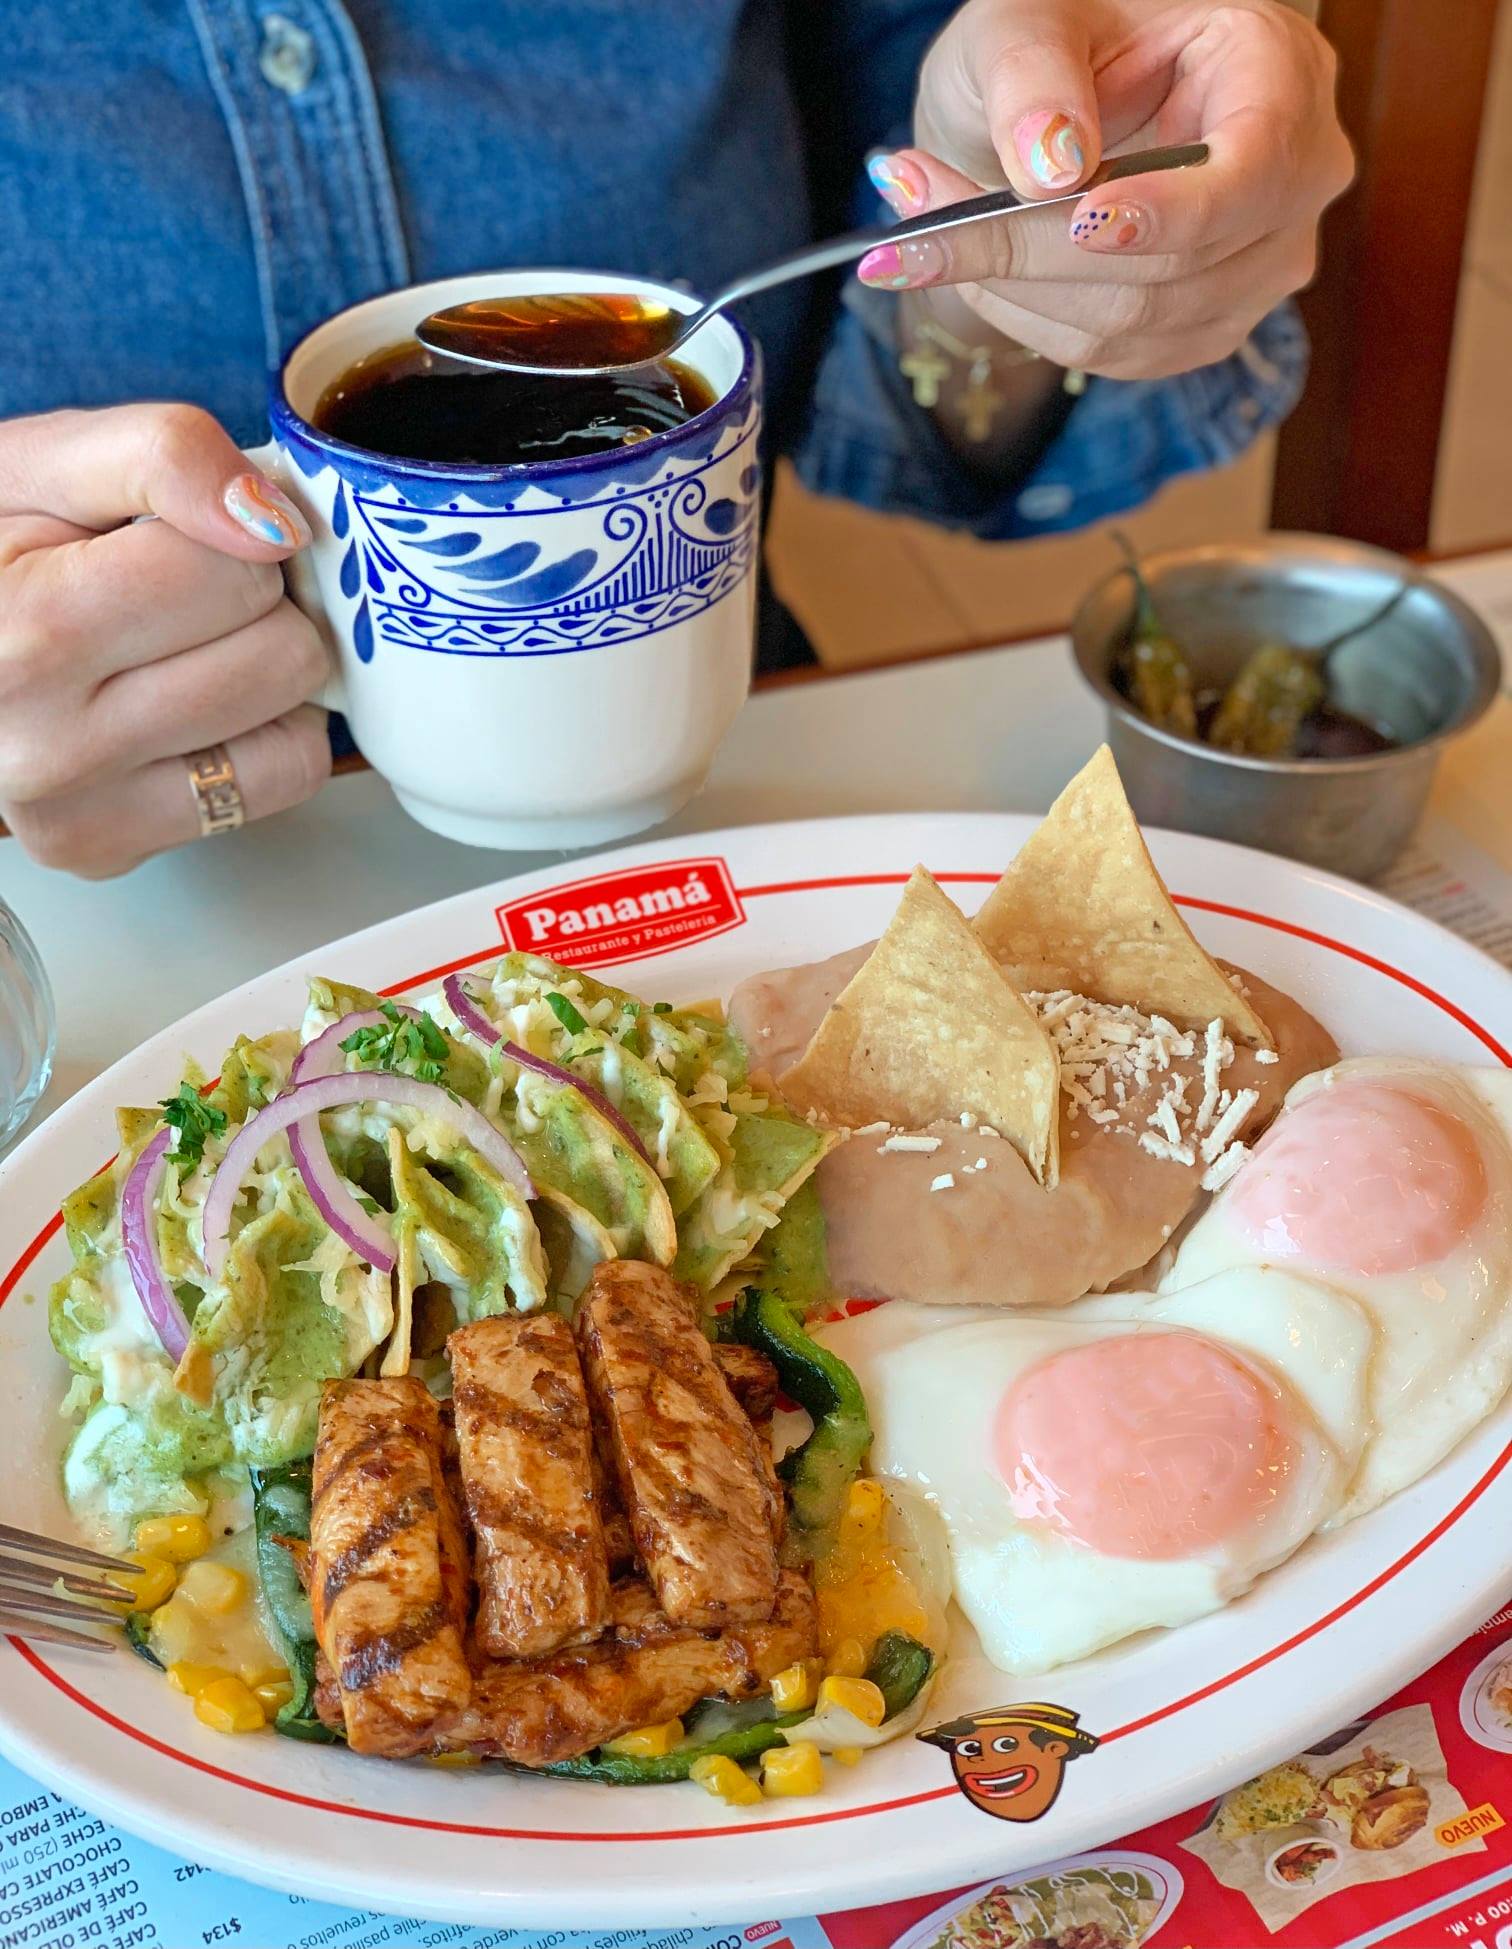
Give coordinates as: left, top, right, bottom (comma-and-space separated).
1070, 534, 1501, 882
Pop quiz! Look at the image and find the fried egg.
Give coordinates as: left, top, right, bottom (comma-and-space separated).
818, 1269, 1372, 1674
1162, 1058, 1512, 1522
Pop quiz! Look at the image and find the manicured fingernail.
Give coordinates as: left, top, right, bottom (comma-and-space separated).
1070, 202, 1150, 251
867, 152, 928, 212
223, 471, 311, 549
857, 236, 947, 290
1016, 110, 1085, 190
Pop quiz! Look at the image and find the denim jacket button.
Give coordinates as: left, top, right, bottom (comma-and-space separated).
259, 13, 318, 94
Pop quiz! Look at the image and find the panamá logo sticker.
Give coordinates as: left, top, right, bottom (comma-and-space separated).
919, 1701, 1101, 1822
496, 857, 746, 969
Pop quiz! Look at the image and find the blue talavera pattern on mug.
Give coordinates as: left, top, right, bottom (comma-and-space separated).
277, 392, 761, 661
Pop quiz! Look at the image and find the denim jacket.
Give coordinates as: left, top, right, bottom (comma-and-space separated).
3, 0, 1303, 550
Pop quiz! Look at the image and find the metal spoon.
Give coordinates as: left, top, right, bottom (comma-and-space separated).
416, 142, 1209, 377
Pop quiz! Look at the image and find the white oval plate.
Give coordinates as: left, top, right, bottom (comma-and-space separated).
1, 813, 1509, 1931
1459, 1638, 1512, 1753
887, 1849, 1184, 1949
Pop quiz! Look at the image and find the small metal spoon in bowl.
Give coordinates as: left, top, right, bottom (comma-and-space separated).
416, 142, 1209, 377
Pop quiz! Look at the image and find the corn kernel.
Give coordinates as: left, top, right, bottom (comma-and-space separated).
603, 1719, 683, 1758
843, 1478, 885, 1534
769, 1659, 822, 1713
252, 1679, 294, 1715
177, 1560, 247, 1616
193, 1676, 266, 1734
166, 1661, 233, 1699
831, 1746, 864, 1768
427, 1750, 481, 1768
825, 1637, 868, 1679
134, 1514, 212, 1563
146, 1596, 199, 1668
688, 1754, 762, 1806
760, 1741, 823, 1798
111, 1552, 176, 1611
817, 1676, 886, 1729
241, 1660, 290, 1691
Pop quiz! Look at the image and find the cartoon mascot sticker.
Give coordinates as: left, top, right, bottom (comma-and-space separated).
919, 1701, 1100, 1821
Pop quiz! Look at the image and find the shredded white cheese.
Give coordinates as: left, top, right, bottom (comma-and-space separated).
1026, 988, 1262, 1172
880, 1133, 942, 1154
1255, 1047, 1280, 1065
1200, 1087, 1259, 1164
1201, 1140, 1250, 1192
851, 1120, 891, 1137
929, 1172, 955, 1192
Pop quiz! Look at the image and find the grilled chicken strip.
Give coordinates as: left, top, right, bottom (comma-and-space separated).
713, 1342, 779, 1422
589, 1435, 639, 1576
310, 1377, 472, 1757
578, 1260, 781, 1628
588, 1343, 781, 1572
455, 1569, 818, 1766
449, 1313, 610, 1658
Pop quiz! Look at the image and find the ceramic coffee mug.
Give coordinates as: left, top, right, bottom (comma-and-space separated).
248, 270, 762, 850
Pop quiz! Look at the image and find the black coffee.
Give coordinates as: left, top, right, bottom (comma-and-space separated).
311, 336, 716, 466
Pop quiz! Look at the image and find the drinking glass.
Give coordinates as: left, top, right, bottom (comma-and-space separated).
0, 897, 55, 1149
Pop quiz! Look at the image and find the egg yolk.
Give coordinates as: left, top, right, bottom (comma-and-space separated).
1230, 1081, 1487, 1277
994, 1332, 1299, 1560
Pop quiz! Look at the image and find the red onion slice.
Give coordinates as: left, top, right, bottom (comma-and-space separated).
121, 1125, 191, 1361
202, 1071, 534, 1281
293, 1008, 397, 1086
287, 1008, 406, 1274
442, 973, 652, 1166
287, 1119, 397, 1274
442, 975, 503, 1050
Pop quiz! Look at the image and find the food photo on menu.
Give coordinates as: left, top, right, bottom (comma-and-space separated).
2, 2, 1511, 1945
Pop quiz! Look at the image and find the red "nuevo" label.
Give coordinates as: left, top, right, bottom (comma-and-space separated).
495, 856, 746, 969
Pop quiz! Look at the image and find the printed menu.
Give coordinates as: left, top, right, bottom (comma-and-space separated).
3, 1604, 1510, 1949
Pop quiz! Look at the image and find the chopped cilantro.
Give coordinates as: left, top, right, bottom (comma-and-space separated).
341, 1002, 451, 1084
158, 1083, 228, 1168
546, 992, 589, 1036
622, 1024, 645, 1059
653, 1002, 673, 1015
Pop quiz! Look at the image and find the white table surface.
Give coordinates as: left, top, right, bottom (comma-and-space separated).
5, 545, 1510, 1126
2, 633, 1105, 1120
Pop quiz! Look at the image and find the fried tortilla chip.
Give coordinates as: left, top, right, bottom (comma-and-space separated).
972, 746, 1271, 1043
780, 866, 1060, 1185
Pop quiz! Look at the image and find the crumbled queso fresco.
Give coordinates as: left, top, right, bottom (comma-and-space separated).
1026, 990, 1259, 1190
850, 990, 1263, 1192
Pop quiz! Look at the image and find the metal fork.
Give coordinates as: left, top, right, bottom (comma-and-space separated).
0, 1522, 136, 1653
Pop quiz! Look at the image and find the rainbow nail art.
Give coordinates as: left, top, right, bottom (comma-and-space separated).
1017, 111, 1084, 190
857, 243, 911, 290
1070, 203, 1149, 250
857, 234, 947, 291
867, 152, 925, 210
223, 472, 311, 549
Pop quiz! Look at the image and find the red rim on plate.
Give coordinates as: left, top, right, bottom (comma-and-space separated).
3, 873, 1508, 1844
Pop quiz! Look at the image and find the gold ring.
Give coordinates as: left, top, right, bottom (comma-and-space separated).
185, 744, 245, 838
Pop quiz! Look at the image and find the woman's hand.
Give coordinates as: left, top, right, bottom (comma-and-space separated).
0, 405, 331, 877
863, 0, 1353, 380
